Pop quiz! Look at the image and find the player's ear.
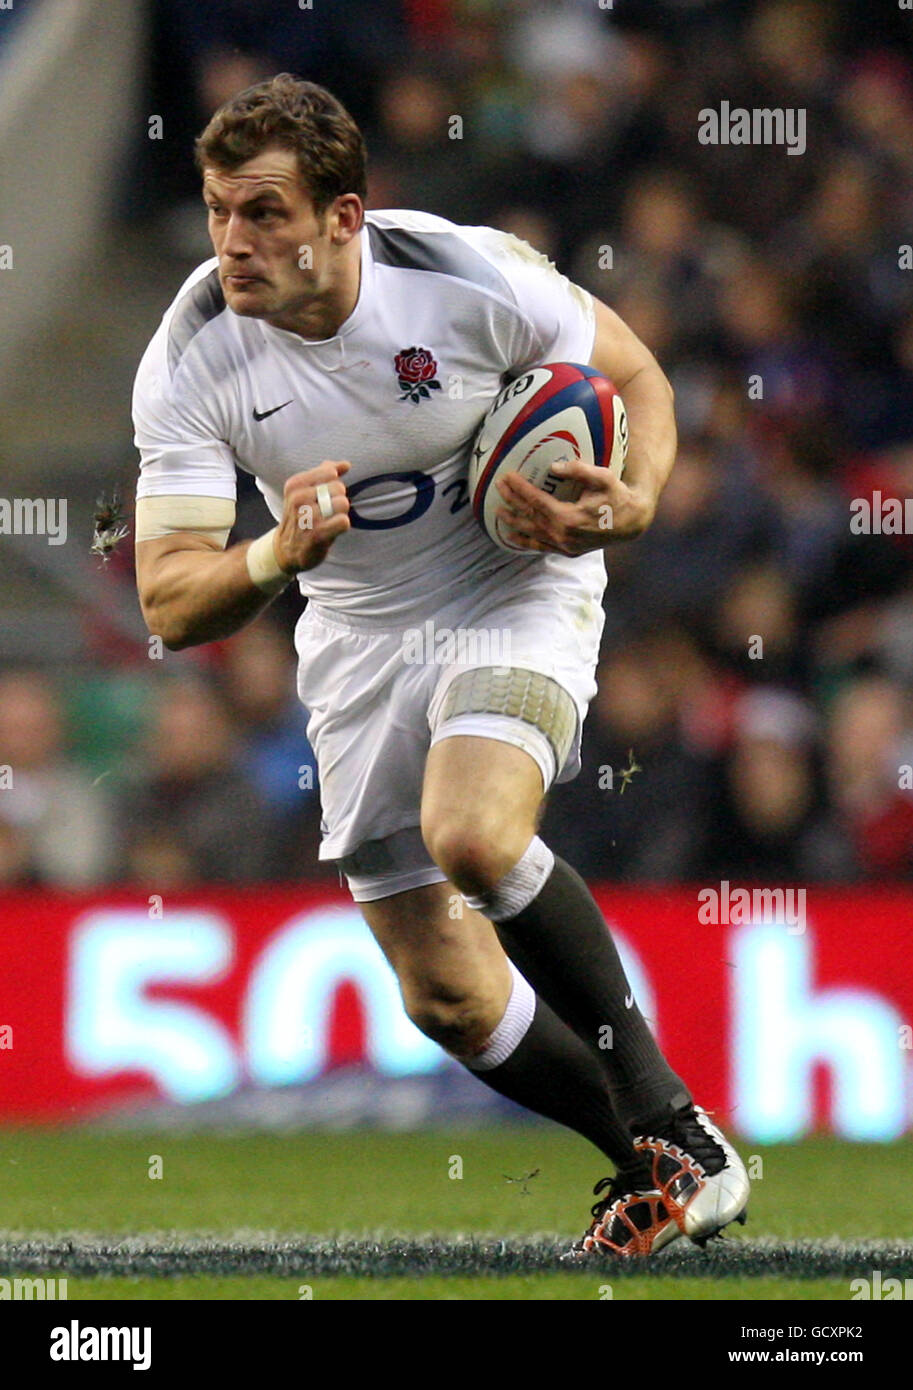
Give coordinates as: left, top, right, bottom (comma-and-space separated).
330, 194, 363, 243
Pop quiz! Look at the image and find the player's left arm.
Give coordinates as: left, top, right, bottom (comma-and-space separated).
496, 296, 677, 555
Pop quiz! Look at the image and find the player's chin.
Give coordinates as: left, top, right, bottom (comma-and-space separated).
223, 277, 271, 311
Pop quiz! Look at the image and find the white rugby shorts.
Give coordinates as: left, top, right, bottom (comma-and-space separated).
294, 557, 606, 901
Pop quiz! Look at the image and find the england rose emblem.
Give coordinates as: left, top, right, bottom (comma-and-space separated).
394, 346, 442, 403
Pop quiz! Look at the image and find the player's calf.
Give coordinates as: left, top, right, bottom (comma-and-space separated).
361, 884, 643, 1170
423, 729, 689, 1131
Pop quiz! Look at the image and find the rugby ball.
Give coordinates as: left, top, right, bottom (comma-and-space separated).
468, 362, 628, 552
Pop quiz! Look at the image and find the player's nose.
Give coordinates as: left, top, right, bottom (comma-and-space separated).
221, 212, 254, 257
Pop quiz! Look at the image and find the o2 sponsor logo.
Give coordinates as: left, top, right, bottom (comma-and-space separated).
346, 469, 470, 530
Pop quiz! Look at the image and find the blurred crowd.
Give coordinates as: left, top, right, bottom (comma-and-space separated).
3, 0, 913, 888
0, 625, 322, 888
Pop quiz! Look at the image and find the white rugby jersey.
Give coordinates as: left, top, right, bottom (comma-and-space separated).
133, 208, 606, 623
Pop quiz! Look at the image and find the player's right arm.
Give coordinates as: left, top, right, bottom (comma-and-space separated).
132, 278, 351, 651
136, 461, 350, 650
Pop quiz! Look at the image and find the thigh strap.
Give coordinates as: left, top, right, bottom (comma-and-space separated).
431, 666, 577, 772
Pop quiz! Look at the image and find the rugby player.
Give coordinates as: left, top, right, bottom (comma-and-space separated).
133, 75, 749, 1256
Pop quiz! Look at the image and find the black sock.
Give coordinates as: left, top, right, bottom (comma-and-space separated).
460, 992, 648, 1178
495, 857, 691, 1131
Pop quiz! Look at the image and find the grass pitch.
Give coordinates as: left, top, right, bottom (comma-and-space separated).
1, 1128, 910, 1300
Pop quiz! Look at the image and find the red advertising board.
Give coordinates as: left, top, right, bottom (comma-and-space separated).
0, 885, 910, 1139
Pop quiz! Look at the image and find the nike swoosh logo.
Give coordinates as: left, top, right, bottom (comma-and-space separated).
252, 400, 293, 422
625, 993, 634, 1009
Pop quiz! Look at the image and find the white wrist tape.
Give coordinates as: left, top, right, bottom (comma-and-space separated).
246, 527, 294, 595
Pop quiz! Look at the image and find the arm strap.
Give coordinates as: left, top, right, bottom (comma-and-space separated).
134, 495, 236, 548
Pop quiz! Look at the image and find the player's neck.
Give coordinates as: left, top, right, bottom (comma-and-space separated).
269, 237, 362, 341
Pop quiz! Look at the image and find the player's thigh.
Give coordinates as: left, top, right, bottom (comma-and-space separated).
420, 734, 543, 874
360, 878, 511, 1009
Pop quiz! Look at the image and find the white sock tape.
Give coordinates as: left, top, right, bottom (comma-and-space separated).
462, 835, 555, 923
464, 961, 536, 1071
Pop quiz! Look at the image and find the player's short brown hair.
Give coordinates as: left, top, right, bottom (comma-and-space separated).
194, 74, 367, 215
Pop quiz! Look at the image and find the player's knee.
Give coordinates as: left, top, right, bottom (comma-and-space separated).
421, 811, 529, 896
401, 981, 502, 1057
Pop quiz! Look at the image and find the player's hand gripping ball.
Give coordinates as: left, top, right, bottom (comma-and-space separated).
468, 362, 628, 553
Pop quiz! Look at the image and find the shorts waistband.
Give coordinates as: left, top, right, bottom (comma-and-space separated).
303, 602, 409, 635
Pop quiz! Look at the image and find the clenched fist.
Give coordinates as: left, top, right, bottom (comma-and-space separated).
274, 460, 352, 573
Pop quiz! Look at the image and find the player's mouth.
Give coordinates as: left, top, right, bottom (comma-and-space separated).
224, 272, 265, 287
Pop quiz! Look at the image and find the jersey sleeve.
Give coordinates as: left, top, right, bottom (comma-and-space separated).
470, 226, 597, 375
132, 320, 237, 503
